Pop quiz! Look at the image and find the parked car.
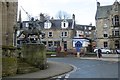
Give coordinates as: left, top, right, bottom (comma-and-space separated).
115, 49, 120, 54
47, 46, 57, 52
94, 48, 112, 54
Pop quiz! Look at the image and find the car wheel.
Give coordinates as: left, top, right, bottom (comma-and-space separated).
106, 51, 109, 54
95, 51, 97, 53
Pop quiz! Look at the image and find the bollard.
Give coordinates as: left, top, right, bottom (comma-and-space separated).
77, 52, 80, 58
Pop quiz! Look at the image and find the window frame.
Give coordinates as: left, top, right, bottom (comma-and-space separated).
104, 42, 108, 48
61, 21, 68, 28
48, 41, 53, 47
44, 21, 52, 29
103, 34, 108, 37
48, 32, 53, 37
113, 15, 119, 26
112, 29, 120, 36
61, 31, 68, 37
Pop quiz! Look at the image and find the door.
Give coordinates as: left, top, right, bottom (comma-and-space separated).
64, 41, 67, 51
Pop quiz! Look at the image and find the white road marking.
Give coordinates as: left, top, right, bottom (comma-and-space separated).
53, 64, 78, 78
65, 74, 69, 78
57, 76, 62, 78
64, 64, 77, 78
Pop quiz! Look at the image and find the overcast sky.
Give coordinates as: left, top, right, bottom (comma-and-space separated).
18, 0, 116, 26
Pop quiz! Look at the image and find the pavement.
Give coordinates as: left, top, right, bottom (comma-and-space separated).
80, 54, 120, 62
3, 54, 119, 79
4, 61, 73, 79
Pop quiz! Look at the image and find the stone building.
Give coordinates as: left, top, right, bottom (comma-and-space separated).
75, 24, 96, 40
95, 0, 120, 50
17, 13, 95, 51
75, 24, 96, 52
0, 0, 18, 46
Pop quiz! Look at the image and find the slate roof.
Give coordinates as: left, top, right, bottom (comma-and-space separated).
49, 19, 73, 29
75, 24, 95, 31
95, 5, 112, 19
22, 19, 74, 30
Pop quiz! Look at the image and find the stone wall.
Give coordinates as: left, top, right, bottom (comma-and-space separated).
22, 43, 47, 70
2, 57, 17, 77
2, 46, 17, 77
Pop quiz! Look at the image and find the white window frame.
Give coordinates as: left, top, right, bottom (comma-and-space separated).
89, 27, 92, 30
103, 31, 108, 37
112, 29, 120, 36
61, 21, 68, 28
44, 21, 52, 29
48, 32, 53, 37
84, 26, 87, 30
113, 15, 119, 26
25, 23, 29, 27
104, 42, 108, 48
61, 31, 68, 37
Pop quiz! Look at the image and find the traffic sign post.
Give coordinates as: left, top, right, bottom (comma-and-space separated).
75, 41, 82, 57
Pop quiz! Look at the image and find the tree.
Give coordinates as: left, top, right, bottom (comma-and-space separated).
56, 10, 70, 19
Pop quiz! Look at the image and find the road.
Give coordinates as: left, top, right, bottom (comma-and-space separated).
47, 57, 119, 79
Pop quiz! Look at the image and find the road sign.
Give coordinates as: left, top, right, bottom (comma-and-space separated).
75, 41, 82, 47
75, 41, 82, 52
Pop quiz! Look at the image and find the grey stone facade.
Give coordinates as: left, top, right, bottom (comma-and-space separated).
95, 0, 120, 50
17, 14, 95, 51
0, 0, 18, 46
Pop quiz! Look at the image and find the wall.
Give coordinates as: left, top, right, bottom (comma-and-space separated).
43, 29, 74, 49
1, 1, 18, 46
22, 43, 47, 69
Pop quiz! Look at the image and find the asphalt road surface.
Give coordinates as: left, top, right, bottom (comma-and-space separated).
48, 57, 119, 79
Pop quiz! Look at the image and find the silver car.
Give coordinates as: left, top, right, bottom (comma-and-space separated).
94, 48, 112, 54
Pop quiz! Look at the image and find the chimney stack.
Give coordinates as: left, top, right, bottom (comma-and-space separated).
40, 13, 45, 22
97, 2, 100, 7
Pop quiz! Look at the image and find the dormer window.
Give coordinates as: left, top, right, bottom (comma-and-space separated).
84, 26, 87, 30
61, 20, 68, 28
26, 23, 29, 27
64, 23, 66, 27
44, 20, 52, 29
89, 27, 92, 30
